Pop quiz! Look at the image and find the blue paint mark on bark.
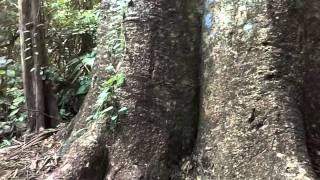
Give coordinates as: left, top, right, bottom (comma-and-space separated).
203, 0, 215, 32
243, 22, 254, 33
204, 13, 213, 31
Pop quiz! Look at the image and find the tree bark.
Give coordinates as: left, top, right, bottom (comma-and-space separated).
191, 0, 318, 179
301, 0, 320, 176
31, 0, 46, 131
18, 0, 60, 131
46, 0, 201, 179
18, 0, 37, 131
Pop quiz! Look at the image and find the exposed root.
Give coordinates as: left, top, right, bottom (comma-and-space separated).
45, 119, 108, 180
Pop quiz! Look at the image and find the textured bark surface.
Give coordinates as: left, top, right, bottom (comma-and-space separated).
46, 118, 108, 180
18, 0, 36, 131
302, 0, 320, 176
104, 1, 200, 179
18, 0, 59, 131
31, 0, 46, 130
192, 0, 317, 179
47, 0, 201, 179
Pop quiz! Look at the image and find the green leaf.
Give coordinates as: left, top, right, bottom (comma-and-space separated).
9, 105, 17, 110
97, 106, 114, 118
110, 115, 118, 130
60, 109, 66, 115
0, 70, 5, 75
101, 106, 113, 113
67, 58, 81, 67
105, 65, 116, 74
13, 96, 25, 106
76, 84, 90, 95
95, 91, 110, 107
104, 76, 116, 87
6, 70, 15, 77
111, 115, 118, 121
115, 73, 125, 87
82, 57, 95, 67
0, 139, 11, 147
118, 107, 128, 115
9, 108, 20, 117
17, 114, 27, 122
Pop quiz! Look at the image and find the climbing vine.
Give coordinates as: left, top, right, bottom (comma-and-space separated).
86, 71, 127, 129
86, 0, 131, 129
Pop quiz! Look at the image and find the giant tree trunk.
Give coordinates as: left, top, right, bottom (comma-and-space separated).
301, 0, 320, 176
191, 0, 319, 179
47, 0, 201, 179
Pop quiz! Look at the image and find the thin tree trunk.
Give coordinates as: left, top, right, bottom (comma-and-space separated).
191, 0, 317, 179
46, 0, 201, 179
18, 0, 36, 131
31, 0, 45, 131
19, 0, 59, 132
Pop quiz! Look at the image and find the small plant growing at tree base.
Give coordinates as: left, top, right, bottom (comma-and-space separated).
86, 67, 127, 130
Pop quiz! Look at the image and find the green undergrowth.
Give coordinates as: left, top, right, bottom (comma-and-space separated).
86, 68, 128, 130
84, 1, 132, 130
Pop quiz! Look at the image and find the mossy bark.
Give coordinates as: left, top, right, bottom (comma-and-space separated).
192, 0, 318, 179
46, 0, 201, 179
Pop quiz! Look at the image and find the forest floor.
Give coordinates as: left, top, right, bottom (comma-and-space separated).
0, 126, 64, 179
